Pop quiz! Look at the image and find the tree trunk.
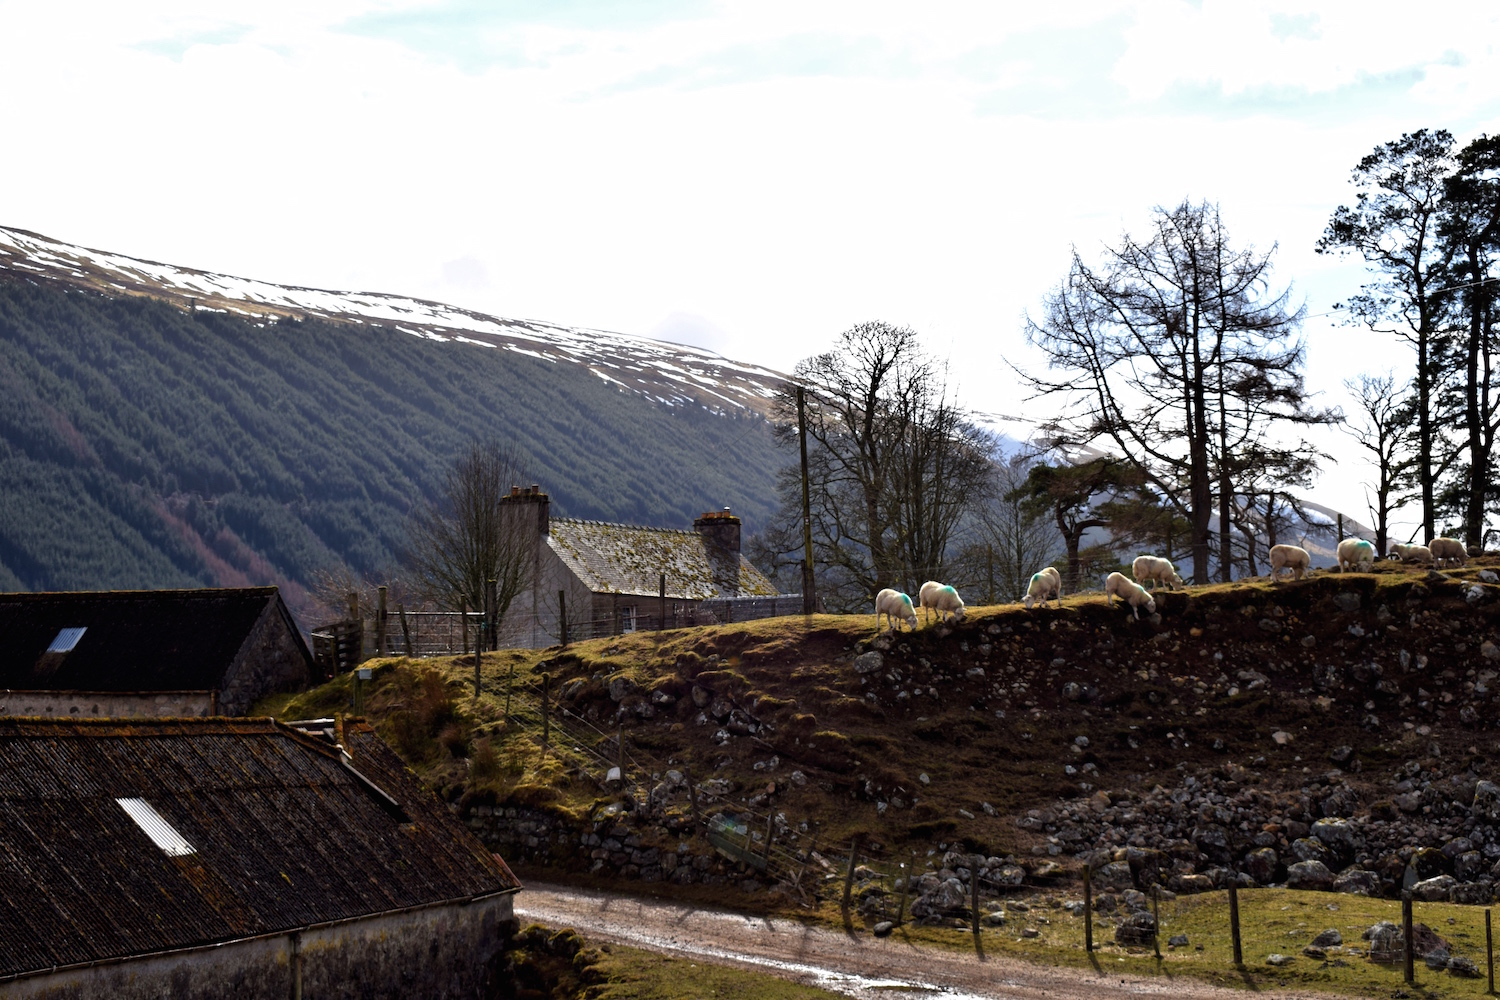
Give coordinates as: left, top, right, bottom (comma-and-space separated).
1465, 242, 1490, 548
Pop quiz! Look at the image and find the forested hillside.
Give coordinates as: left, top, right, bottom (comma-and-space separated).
0, 276, 783, 613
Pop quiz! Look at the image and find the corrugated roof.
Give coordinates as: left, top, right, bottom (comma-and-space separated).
0, 718, 518, 979
0, 588, 313, 692
547, 518, 779, 600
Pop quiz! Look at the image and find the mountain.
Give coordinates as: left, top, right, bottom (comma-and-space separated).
0, 227, 793, 618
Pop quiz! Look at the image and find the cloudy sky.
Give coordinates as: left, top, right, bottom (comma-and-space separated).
4, 1, 1500, 535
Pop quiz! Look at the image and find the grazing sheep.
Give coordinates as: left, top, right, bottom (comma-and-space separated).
1430, 536, 1468, 568
1022, 567, 1062, 610
875, 588, 918, 632
1105, 571, 1157, 620
1132, 555, 1184, 591
1268, 544, 1311, 583
1337, 538, 1376, 573
918, 582, 966, 624
1392, 543, 1434, 567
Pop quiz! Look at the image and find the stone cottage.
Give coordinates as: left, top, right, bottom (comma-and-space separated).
499, 486, 798, 647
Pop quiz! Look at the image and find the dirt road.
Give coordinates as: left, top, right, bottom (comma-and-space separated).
514, 882, 1322, 1000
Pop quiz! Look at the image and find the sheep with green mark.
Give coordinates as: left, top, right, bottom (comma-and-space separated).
1022, 567, 1062, 610
1337, 538, 1376, 573
875, 588, 918, 631
918, 581, 966, 624
1105, 571, 1156, 619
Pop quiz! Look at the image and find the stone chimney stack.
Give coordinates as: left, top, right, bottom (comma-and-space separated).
694, 507, 741, 553
501, 484, 550, 535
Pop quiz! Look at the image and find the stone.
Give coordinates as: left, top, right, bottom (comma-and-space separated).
1452, 883, 1494, 906
1272, 730, 1293, 745
872, 921, 894, 937
1332, 869, 1380, 895
853, 651, 884, 675
1168, 934, 1189, 947
691, 685, 712, 708
608, 676, 637, 701
1021, 927, 1040, 938
1174, 874, 1213, 894
1481, 570, 1500, 584
1394, 792, 1422, 813
1114, 911, 1156, 946
1312, 817, 1359, 852
1286, 860, 1334, 891
1366, 922, 1403, 964
1412, 875, 1457, 901
1333, 591, 1362, 612
1291, 837, 1334, 867
1266, 953, 1293, 967
1450, 955, 1483, 977
1311, 928, 1342, 948
1473, 781, 1500, 823
1425, 947, 1451, 970
1328, 745, 1353, 764
1484, 641, 1500, 662
1405, 847, 1450, 887
1302, 946, 1326, 960
1243, 847, 1279, 885
1454, 850, 1485, 881
1094, 861, 1134, 891
1062, 682, 1082, 701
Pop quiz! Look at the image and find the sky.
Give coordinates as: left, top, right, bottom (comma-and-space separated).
3, 1, 1500, 539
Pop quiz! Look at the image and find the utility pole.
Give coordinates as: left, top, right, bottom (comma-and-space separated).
797, 385, 816, 615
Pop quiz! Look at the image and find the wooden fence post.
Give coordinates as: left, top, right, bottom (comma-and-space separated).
1083, 863, 1093, 953
558, 590, 568, 647
1403, 891, 1415, 985
1486, 908, 1494, 994
473, 637, 482, 698
1229, 882, 1242, 968
486, 578, 497, 651
970, 856, 984, 960
897, 856, 911, 926
842, 835, 862, 913
541, 674, 550, 756
763, 813, 775, 862
1152, 885, 1161, 959
376, 586, 387, 655
398, 603, 413, 657
460, 599, 469, 655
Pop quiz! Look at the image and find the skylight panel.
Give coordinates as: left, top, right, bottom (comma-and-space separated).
46, 627, 86, 653
116, 798, 195, 857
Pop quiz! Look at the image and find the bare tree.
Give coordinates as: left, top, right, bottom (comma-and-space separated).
402, 439, 534, 623
955, 450, 1061, 603
767, 321, 992, 610
1023, 201, 1328, 583
1344, 373, 1418, 557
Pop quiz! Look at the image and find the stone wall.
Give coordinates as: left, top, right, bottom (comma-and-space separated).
0, 894, 514, 1000
0, 690, 215, 719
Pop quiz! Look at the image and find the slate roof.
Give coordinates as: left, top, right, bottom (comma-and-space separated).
547, 518, 779, 600
0, 717, 518, 979
0, 587, 312, 691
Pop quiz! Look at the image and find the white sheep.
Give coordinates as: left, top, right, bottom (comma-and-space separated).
1392, 543, 1434, 567
918, 581, 966, 624
1022, 567, 1062, 610
875, 588, 918, 632
1267, 544, 1311, 583
1430, 537, 1468, 568
1132, 555, 1184, 591
1337, 538, 1376, 573
1105, 571, 1156, 620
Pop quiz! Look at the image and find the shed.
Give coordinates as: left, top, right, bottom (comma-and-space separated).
0, 587, 316, 717
0, 716, 520, 999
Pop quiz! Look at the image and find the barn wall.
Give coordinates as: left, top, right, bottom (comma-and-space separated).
219, 600, 313, 715
0, 691, 215, 719
0, 893, 515, 1000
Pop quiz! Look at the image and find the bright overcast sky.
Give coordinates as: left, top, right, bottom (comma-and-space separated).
4, 1, 1500, 538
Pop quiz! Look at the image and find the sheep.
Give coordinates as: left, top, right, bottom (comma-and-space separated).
875, 588, 918, 632
1267, 543, 1311, 583
1022, 567, 1062, 610
1430, 536, 1468, 568
1132, 555, 1184, 591
1392, 543, 1434, 567
1105, 571, 1157, 620
1336, 538, 1376, 573
918, 581, 966, 624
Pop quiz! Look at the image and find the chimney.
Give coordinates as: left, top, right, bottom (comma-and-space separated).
500, 483, 550, 534
694, 506, 741, 553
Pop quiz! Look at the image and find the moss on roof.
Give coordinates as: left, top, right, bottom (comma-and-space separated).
547, 518, 779, 599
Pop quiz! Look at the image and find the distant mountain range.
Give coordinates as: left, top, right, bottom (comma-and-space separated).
0, 227, 792, 618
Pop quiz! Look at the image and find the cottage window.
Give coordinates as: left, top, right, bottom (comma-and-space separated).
621, 606, 637, 633
116, 798, 195, 857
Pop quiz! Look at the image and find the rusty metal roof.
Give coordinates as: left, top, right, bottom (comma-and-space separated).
0, 587, 314, 692
0, 717, 518, 979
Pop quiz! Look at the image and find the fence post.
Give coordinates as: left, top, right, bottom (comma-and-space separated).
398, 603, 413, 657
1083, 863, 1093, 953
1152, 885, 1161, 960
376, 586, 387, 655
460, 599, 469, 655
970, 856, 984, 960
473, 636, 482, 698
486, 578, 497, 651
659, 573, 666, 632
558, 590, 568, 648
842, 835, 862, 913
897, 856, 911, 926
1229, 882, 1242, 968
764, 813, 775, 862
1486, 908, 1494, 994
1403, 891, 1414, 985
541, 674, 550, 756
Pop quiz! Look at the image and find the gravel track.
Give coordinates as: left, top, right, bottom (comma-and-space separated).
514, 882, 1323, 1000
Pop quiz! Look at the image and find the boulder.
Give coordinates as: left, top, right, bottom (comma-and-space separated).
1454, 850, 1486, 882
1093, 861, 1134, 891
1332, 868, 1380, 896
1286, 860, 1334, 891
1168, 933, 1189, 947
1474, 780, 1500, 823
1333, 591, 1362, 612
853, 651, 884, 675
1311, 928, 1342, 948
910, 880, 968, 918
1405, 847, 1451, 888
1450, 955, 1483, 978
1114, 911, 1156, 946
1243, 847, 1279, 885
1291, 837, 1335, 867
1266, 953, 1293, 967
1453, 883, 1494, 906
1174, 874, 1214, 894
872, 921, 894, 937
1366, 922, 1403, 964
608, 676, 637, 701
1412, 875, 1458, 903
1312, 817, 1359, 853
